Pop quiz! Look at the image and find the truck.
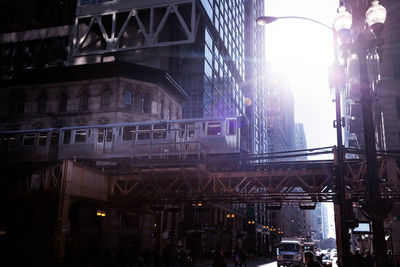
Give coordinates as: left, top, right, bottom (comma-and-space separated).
276, 238, 304, 267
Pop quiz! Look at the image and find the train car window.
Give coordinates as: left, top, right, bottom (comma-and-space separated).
23, 133, 36, 145
153, 124, 167, 139
9, 136, 15, 148
74, 130, 87, 143
1, 136, 8, 148
123, 127, 136, 141
39, 132, 48, 146
188, 124, 195, 137
63, 130, 71, 144
106, 129, 113, 142
98, 129, 104, 142
227, 120, 236, 135
207, 122, 222, 136
179, 124, 185, 138
137, 125, 151, 140
51, 133, 59, 146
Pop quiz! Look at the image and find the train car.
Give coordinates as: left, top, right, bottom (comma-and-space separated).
0, 128, 59, 162
58, 116, 249, 160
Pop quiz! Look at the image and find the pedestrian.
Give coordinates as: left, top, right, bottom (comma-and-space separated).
239, 249, 247, 267
212, 247, 227, 267
233, 250, 240, 267
362, 251, 373, 267
304, 251, 322, 267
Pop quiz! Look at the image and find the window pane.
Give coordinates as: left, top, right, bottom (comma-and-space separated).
138, 125, 151, 140
153, 124, 167, 139
123, 127, 136, 141
23, 134, 35, 145
160, 100, 164, 119
207, 122, 222, 135
101, 89, 111, 111
80, 91, 89, 111
124, 90, 132, 107
106, 129, 113, 142
39, 132, 48, 146
38, 93, 47, 113
143, 93, 151, 113
227, 120, 236, 135
74, 130, 87, 143
63, 130, 71, 144
134, 92, 143, 112
58, 93, 68, 112
98, 129, 104, 142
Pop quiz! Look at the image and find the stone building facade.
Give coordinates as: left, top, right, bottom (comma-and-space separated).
0, 62, 187, 131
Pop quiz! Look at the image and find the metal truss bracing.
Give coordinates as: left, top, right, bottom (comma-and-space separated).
109, 161, 335, 203
73, 0, 198, 56
11, 153, 400, 204
106, 154, 400, 204
19, 164, 63, 193
342, 154, 400, 202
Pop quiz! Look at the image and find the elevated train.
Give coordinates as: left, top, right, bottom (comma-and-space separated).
0, 116, 249, 162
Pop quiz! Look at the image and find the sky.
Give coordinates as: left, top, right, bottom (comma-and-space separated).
264, 0, 339, 239
264, 0, 339, 160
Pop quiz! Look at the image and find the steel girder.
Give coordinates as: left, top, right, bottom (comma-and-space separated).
11, 153, 400, 204
72, 0, 198, 56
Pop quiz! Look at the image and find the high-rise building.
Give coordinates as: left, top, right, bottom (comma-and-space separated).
295, 123, 307, 160
266, 73, 295, 156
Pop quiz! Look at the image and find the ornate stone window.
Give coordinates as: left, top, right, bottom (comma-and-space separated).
133, 91, 143, 112
124, 89, 132, 109
143, 92, 151, 113
80, 90, 89, 111
58, 92, 68, 113
37, 92, 48, 114
101, 88, 111, 111
160, 99, 164, 119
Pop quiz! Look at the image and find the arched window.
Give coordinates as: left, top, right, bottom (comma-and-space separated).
37, 93, 47, 113
168, 106, 172, 120
160, 100, 164, 119
58, 92, 68, 113
101, 89, 111, 111
124, 89, 132, 109
80, 90, 89, 111
133, 91, 143, 112
143, 92, 151, 113
7, 92, 17, 114
15, 92, 26, 115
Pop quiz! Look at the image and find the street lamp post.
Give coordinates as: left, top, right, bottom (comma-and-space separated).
256, 14, 351, 267
257, 1, 389, 266
334, 2, 389, 267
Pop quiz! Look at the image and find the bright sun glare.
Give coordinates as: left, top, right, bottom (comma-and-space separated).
265, 0, 339, 154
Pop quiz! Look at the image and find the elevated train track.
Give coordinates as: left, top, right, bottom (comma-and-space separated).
8, 147, 400, 204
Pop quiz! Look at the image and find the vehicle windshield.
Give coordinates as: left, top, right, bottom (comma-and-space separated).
279, 243, 300, 252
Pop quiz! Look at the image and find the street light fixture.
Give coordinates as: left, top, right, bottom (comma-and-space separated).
257, 1, 388, 266
334, 2, 389, 267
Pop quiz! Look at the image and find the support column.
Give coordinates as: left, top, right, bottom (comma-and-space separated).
54, 160, 72, 263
